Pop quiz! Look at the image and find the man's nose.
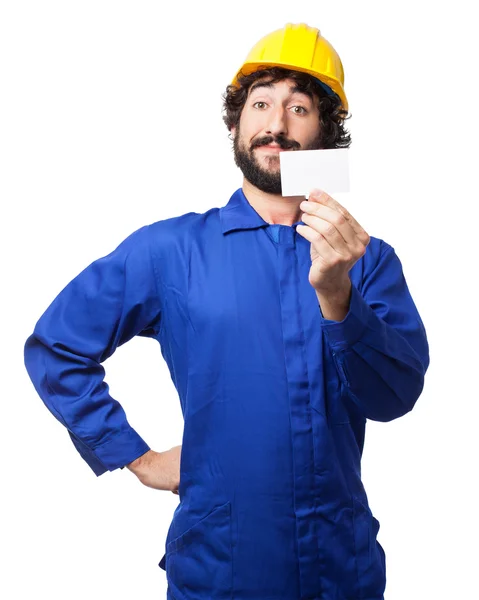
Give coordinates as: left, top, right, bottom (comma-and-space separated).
265, 106, 288, 137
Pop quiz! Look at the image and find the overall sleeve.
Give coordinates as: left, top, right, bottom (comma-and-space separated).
320, 242, 430, 422
24, 224, 162, 476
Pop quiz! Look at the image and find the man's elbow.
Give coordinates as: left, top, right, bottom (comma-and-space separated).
367, 375, 426, 423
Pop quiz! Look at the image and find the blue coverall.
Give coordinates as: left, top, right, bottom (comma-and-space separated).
24, 188, 430, 600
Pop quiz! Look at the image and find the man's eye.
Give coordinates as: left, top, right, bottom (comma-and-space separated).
291, 106, 307, 115
253, 101, 267, 109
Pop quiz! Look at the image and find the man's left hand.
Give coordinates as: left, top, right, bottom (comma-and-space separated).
297, 189, 370, 295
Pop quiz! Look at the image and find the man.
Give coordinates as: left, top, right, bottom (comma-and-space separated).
24, 23, 429, 600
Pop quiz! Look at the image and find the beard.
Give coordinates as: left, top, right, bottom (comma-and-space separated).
233, 129, 322, 194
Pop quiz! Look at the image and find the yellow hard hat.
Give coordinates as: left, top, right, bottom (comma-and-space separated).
231, 23, 348, 112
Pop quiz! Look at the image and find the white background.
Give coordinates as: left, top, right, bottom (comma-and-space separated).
1, 1, 477, 599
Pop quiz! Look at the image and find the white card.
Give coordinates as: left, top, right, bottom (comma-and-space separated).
280, 148, 350, 197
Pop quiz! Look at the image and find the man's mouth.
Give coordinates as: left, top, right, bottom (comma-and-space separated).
250, 135, 300, 156
257, 144, 282, 152
256, 144, 295, 153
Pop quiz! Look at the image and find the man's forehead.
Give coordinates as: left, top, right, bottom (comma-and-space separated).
248, 77, 312, 98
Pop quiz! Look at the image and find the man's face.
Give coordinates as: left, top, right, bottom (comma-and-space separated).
232, 77, 322, 194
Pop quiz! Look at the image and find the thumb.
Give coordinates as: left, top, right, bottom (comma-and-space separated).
308, 189, 326, 203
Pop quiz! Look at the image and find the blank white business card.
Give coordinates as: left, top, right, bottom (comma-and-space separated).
280, 148, 350, 197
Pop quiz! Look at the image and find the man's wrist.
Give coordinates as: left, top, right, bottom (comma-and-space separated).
126, 449, 154, 474
315, 280, 352, 322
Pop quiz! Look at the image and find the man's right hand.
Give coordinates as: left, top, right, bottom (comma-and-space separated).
125, 446, 181, 494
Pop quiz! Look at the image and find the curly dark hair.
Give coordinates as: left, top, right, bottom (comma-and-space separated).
222, 66, 351, 149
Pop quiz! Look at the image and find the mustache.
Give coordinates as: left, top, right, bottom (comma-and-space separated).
250, 135, 301, 151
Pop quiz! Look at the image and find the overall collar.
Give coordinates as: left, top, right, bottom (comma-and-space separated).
219, 188, 303, 234
219, 188, 269, 234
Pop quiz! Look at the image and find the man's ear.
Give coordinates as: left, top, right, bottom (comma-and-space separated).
230, 125, 236, 140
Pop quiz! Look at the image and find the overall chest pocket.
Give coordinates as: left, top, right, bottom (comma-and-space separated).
162, 501, 233, 600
